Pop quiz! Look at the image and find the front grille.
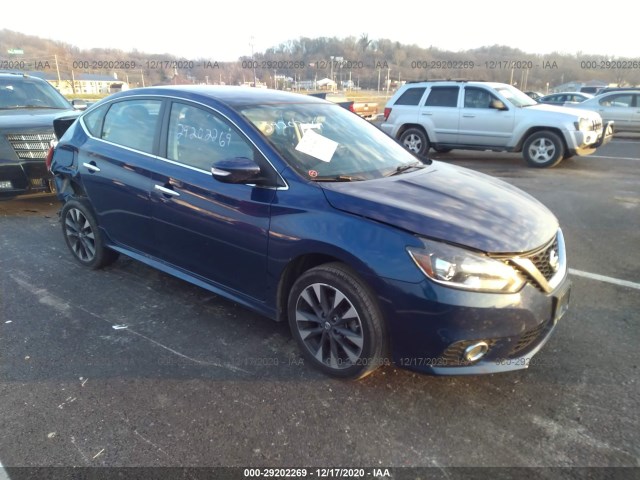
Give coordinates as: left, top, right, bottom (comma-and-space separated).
6, 133, 55, 160
528, 237, 559, 282
509, 233, 564, 292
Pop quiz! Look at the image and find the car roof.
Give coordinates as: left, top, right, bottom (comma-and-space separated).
0, 71, 49, 82
597, 89, 640, 95
114, 85, 328, 107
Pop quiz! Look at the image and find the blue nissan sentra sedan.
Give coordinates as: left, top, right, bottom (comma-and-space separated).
48, 86, 570, 379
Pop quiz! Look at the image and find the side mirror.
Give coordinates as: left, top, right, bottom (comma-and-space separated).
71, 99, 88, 110
490, 99, 507, 111
211, 157, 261, 184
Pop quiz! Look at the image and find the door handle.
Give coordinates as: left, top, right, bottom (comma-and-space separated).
421, 112, 433, 116
82, 162, 100, 173
462, 114, 476, 118
154, 184, 180, 197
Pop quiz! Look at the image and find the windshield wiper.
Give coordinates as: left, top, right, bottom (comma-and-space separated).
385, 161, 426, 177
313, 175, 365, 182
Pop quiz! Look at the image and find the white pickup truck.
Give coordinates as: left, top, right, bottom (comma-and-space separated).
381, 80, 613, 168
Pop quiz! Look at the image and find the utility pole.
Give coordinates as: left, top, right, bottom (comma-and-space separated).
250, 36, 257, 87
54, 54, 61, 86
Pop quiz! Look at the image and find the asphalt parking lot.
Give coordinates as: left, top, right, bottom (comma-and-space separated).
0, 136, 638, 477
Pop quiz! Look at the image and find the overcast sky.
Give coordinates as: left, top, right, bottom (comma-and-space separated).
3, 1, 636, 61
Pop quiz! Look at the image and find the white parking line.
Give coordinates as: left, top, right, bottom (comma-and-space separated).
588, 155, 640, 161
0, 461, 9, 480
569, 268, 640, 290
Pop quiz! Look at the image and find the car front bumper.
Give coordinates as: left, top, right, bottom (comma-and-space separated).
567, 121, 614, 156
0, 161, 54, 198
376, 273, 571, 375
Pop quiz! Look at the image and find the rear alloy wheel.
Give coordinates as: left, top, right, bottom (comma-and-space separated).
288, 263, 387, 380
61, 199, 119, 269
398, 128, 430, 158
523, 131, 565, 168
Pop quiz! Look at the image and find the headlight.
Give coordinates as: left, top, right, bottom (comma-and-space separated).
574, 118, 593, 131
407, 239, 525, 293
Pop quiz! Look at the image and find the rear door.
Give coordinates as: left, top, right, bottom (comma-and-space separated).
418, 86, 459, 144
149, 100, 276, 301
458, 86, 514, 146
76, 98, 163, 254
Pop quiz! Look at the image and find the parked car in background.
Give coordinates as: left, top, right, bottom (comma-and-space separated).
524, 91, 544, 100
49, 86, 571, 379
579, 86, 605, 95
597, 87, 640, 95
0, 72, 77, 199
538, 92, 593, 106
310, 92, 379, 120
381, 80, 612, 168
572, 91, 640, 133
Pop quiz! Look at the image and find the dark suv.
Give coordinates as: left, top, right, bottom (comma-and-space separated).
0, 72, 76, 199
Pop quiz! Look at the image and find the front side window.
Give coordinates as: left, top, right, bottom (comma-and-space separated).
464, 87, 498, 109
167, 102, 254, 171
101, 99, 162, 153
425, 87, 459, 107
600, 94, 632, 107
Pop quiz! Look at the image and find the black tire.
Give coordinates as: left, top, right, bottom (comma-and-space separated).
398, 127, 430, 158
287, 263, 387, 380
522, 131, 565, 168
61, 198, 119, 269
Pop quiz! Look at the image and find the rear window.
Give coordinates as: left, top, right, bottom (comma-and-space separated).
394, 87, 426, 106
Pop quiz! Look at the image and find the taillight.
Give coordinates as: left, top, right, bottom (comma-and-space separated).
384, 107, 392, 121
45, 139, 58, 172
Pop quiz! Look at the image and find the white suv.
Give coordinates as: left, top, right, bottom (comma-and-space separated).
381, 81, 613, 168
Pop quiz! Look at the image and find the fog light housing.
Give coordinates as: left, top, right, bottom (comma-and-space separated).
464, 341, 489, 362
0, 180, 13, 190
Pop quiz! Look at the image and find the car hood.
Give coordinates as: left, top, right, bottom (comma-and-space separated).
0, 109, 76, 129
528, 103, 601, 120
320, 162, 558, 253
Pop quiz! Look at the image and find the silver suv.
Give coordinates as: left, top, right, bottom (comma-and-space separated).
381, 80, 612, 168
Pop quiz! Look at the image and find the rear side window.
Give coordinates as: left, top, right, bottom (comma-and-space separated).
394, 87, 426, 106
101, 100, 162, 154
82, 104, 109, 137
424, 86, 459, 107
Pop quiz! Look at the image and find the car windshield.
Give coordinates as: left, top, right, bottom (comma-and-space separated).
240, 102, 421, 180
495, 85, 538, 107
0, 78, 71, 110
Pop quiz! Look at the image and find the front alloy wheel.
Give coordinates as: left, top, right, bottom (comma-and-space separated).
295, 282, 364, 370
288, 263, 387, 379
523, 131, 565, 168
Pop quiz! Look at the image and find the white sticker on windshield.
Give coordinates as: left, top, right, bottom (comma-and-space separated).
295, 129, 338, 163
